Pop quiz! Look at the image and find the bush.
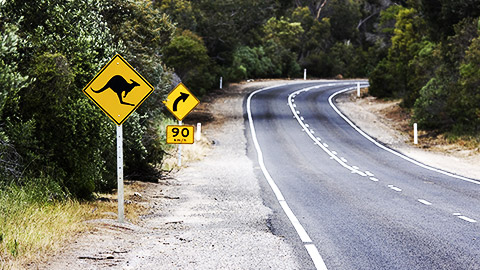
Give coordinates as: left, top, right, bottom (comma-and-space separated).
413, 77, 453, 129
228, 46, 276, 80
163, 30, 215, 96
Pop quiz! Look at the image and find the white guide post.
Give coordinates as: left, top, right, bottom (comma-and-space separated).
220, 77, 223, 89
414, 123, 418, 145
178, 120, 183, 167
357, 82, 361, 97
304, 69, 307, 80
116, 124, 124, 223
196, 122, 202, 141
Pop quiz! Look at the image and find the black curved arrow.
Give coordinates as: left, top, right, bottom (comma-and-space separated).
173, 92, 189, 111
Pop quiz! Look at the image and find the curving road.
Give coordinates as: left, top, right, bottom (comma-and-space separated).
246, 81, 480, 270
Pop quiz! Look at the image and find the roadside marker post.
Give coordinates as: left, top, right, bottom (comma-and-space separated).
357, 82, 361, 97
196, 123, 202, 140
304, 69, 307, 80
220, 77, 223, 89
83, 54, 154, 223
414, 123, 418, 144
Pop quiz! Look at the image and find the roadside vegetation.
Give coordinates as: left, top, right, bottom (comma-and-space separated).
1, 0, 479, 267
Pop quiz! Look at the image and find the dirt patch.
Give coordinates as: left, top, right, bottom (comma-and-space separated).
336, 90, 480, 180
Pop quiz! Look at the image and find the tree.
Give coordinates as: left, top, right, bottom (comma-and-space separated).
0, 21, 28, 184
162, 30, 215, 96
369, 6, 427, 105
420, 0, 480, 41
294, 0, 330, 20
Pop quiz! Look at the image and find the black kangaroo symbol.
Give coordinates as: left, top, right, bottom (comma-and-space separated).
91, 75, 139, 106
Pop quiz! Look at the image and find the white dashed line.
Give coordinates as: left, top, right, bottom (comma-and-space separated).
352, 166, 359, 170
453, 213, 477, 223
418, 199, 432, 205
316, 137, 322, 141
365, 171, 374, 177
332, 151, 337, 155
388, 185, 402, 192
322, 143, 329, 148
369, 177, 379, 182
340, 157, 347, 163
458, 216, 477, 223
248, 84, 329, 270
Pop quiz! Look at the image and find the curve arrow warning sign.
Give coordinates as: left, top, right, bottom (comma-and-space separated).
163, 83, 199, 121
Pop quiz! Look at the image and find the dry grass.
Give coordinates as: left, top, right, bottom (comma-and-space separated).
0, 181, 149, 270
161, 135, 212, 170
0, 200, 86, 269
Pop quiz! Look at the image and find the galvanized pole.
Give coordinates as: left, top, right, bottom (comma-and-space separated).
178, 120, 183, 167
117, 124, 124, 223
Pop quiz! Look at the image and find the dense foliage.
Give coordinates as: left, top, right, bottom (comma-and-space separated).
0, 0, 174, 198
368, 0, 480, 135
1, 0, 479, 199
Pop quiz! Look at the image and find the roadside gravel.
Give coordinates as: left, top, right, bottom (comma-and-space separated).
336, 92, 480, 180
39, 80, 300, 270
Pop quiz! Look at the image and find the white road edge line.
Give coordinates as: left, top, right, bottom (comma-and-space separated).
328, 87, 480, 186
305, 244, 329, 270
247, 83, 327, 270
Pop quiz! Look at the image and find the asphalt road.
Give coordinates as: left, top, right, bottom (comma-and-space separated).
246, 81, 480, 270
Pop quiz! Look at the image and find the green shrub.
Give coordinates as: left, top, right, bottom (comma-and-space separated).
163, 30, 215, 96
413, 77, 453, 129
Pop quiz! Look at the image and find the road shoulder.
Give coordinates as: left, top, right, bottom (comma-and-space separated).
335, 91, 480, 180
38, 80, 300, 269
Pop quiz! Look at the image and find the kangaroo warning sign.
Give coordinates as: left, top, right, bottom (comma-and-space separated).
163, 83, 199, 121
83, 54, 154, 125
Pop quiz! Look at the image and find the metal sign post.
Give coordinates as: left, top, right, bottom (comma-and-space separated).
177, 120, 183, 167
117, 125, 124, 223
83, 54, 155, 224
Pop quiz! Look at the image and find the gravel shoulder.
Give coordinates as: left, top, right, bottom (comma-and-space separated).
38, 80, 300, 270
335, 91, 480, 180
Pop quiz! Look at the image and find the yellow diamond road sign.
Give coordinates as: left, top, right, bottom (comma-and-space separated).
83, 54, 154, 125
163, 83, 199, 121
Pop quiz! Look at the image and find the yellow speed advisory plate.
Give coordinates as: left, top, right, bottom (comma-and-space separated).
83, 54, 154, 125
166, 125, 195, 144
